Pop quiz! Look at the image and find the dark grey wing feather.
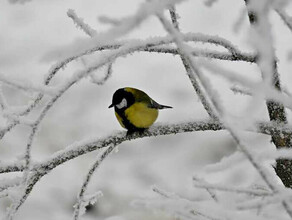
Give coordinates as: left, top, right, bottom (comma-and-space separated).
149, 99, 172, 109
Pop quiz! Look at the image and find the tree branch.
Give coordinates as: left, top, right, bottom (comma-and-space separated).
168, 8, 219, 120
244, 0, 292, 190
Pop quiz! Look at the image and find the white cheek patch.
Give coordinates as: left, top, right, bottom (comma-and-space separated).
116, 98, 127, 109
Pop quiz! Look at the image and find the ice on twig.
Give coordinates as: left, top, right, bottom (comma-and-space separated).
67, 9, 97, 37
0, 73, 57, 96
73, 191, 103, 218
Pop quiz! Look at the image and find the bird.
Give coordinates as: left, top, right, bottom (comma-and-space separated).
109, 87, 172, 134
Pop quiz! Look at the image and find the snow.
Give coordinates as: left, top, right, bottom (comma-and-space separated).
1, 0, 292, 220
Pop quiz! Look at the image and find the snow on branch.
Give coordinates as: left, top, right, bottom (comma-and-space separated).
133, 185, 269, 220
198, 60, 292, 111
1, 118, 292, 217
73, 146, 115, 219
246, 0, 275, 87
1, 120, 292, 176
193, 176, 272, 196
90, 62, 113, 85
156, 9, 292, 218
3, 1, 292, 218
0, 73, 56, 96
167, 7, 218, 120
67, 9, 97, 37
73, 191, 103, 219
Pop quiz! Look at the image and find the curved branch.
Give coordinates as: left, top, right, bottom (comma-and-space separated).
0, 33, 255, 140
0, 119, 292, 215
73, 145, 116, 219
1, 120, 292, 175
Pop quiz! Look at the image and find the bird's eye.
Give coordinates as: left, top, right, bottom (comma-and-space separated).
116, 98, 127, 109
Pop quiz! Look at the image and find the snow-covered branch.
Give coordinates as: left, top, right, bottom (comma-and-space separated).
1, 120, 292, 176
168, 8, 218, 120
67, 9, 97, 37
73, 146, 116, 219
0, 73, 56, 96
156, 7, 292, 218
0, 33, 255, 142
193, 176, 271, 196
3, 1, 292, 219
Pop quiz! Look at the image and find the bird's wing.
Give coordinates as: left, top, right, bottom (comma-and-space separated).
149, 99, 172, 109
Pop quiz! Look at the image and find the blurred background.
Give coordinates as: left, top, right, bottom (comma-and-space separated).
0, 0, 292, 219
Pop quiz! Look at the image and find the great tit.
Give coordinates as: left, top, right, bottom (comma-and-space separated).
109, 87, 172, 134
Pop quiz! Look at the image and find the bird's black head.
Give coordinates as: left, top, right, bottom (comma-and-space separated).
108, 88, 135, 110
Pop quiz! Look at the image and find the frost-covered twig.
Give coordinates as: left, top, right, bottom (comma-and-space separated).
135, 185, 268, 220
90, 63, 113, 85
192, 176, 219, 202
169, 6, 180, 30
0, 120, 222, 176
67, 9, 97, 37
0, 73, 56, 96
2, 120, 221, 216
5, 172, 42, 220
73, 146, 116, 220
157, 10, 292, 218
0, 33, 254, 141
168, 8, 218, 120
244, 0, 292, 191
150, 186, 222, 220
0, 31, 256, 139
193, 177, 272, 196
230, 86, 251, 96
237, 190, 292, 210
198, 60, 292, 112
2, 120, 292, 175
73, 191, 103, 219
0, 119, 290, 199
1, 118, 292, 215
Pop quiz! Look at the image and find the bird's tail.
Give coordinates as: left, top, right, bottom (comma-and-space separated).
151, 100, 172, 109
158, 104, 172, 109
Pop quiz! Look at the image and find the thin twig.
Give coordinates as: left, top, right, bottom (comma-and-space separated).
2, 120, 292, 175
157, 11, 292, 218
193, 176, 272, 196
168, 8, 219, 120
67, 9, 97, 37
73, 145, 116, 219
0, 33, 255, 141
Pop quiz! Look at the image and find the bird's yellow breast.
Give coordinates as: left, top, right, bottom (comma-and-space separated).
124, 102, 158, 128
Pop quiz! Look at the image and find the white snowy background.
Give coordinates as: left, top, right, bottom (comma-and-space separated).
1, 0, 292, 219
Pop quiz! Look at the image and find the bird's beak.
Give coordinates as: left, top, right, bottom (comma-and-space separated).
108, 104, 114, 108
